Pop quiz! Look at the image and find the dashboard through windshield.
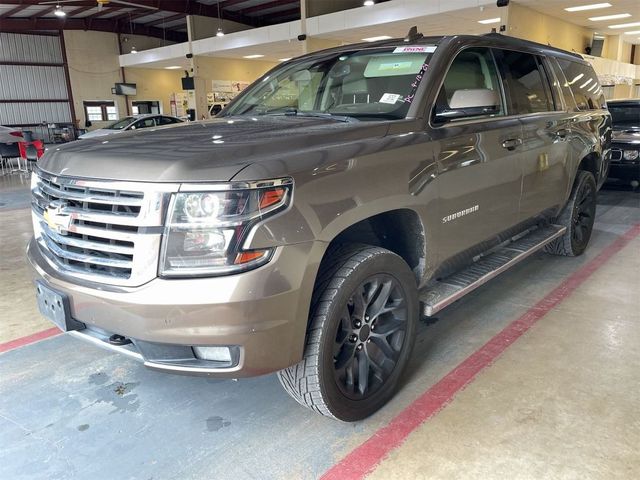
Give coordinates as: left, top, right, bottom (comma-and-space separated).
222, 46, 436, 121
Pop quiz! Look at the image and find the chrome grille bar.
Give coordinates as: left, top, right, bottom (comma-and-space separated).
31, 168, 179, 287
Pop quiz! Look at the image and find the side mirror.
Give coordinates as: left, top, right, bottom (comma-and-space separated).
434, 88, 500, 122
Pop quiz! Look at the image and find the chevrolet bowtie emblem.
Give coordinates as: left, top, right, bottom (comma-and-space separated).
43, 201, 72, 235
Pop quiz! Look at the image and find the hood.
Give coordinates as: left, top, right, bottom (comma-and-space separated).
39, 116, 389, 182
78, 129, 122, 139
612, 127, 640, 144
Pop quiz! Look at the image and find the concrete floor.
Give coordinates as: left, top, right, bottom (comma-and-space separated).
0, 171, 639, 480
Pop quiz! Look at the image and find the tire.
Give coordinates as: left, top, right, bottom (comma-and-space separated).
277, 244, 418, 421
544, 170, 597, 257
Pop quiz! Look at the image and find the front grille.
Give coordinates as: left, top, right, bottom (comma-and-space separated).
31, 170, 178, 286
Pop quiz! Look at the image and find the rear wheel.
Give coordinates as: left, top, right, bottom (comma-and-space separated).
277, 245, 418, 421
545, 170, 597, 257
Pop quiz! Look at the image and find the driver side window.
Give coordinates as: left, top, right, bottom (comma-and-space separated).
435, 48, 504, 120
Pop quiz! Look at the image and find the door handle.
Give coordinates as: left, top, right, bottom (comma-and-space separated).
502, 138, 523, 151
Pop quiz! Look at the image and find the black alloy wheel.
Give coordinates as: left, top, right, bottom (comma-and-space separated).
333, 275, 408, 400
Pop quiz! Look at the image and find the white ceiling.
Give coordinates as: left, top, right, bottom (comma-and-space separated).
518, 0, 640, 44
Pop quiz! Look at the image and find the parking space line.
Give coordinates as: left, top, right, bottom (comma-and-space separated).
321, 223, 640, 480
0, 327, 60, 354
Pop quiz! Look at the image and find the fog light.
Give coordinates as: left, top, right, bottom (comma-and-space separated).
193, 346, 232, 362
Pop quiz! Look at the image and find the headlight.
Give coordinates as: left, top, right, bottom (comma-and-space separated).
160, 179, 292, 276
623, 150, 639, 161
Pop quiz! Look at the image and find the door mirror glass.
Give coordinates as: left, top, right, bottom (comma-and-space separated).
435, 88, 500, 121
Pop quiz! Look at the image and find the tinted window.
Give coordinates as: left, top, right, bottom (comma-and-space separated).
498, 50, 553, 114
435, 47, 504, 118
158, 116, 180, 125
556, 59, 605, 111
549, 58, 578, 110
132, 118, 156, 129
608, 103, 640, 129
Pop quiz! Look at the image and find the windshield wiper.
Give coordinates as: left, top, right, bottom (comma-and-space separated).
257, 107, 356, 123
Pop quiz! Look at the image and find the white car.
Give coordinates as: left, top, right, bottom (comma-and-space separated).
0, 125, 23, 156
78, 114, 183, 139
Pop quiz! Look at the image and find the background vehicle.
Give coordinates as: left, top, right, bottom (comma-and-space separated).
28, 33, 610, 422
78, 114, 183, 139
606, 99, 640, 188
0, 125, 23, 157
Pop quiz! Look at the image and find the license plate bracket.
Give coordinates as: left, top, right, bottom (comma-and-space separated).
35, 281, 85, 332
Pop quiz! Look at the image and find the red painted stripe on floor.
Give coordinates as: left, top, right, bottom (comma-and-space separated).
0, 327, 60, 354
322, 223, 640, 480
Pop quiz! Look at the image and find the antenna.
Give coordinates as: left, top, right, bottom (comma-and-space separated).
404, 26, 423, 43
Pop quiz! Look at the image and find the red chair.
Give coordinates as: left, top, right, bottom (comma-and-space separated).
18, 140, 45, 172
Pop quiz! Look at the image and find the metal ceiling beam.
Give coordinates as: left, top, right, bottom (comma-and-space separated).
66, 5, 98, 16
0, 4, 31, 19
0, 17, 188, 42
261, 6, 300, 21
142, 13, 186, 27
0, 1, 258, 25
239, 0, 298, 16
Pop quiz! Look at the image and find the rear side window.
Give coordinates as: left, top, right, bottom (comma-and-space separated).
556, 59, 605, 111
435, 47, 504, 118
549, 58, 578, 110
158, 116, 180, 125
497, 50, 553, 114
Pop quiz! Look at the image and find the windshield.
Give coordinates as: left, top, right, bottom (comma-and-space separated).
106, 117, 136, 130
609, 104, 640, 129
222, 46, 435, 121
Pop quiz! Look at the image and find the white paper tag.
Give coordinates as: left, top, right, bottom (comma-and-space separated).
393, 45, 437, 54
379, 93, 402, 104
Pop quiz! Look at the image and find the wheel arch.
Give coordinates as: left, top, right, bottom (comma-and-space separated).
318, 208, 427, 285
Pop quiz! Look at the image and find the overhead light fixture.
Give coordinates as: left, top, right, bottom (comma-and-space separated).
363, 0, 375, 6
478, 17, 501, 24
362, 35, 393, 42
623, 30, 640, 35
165, 66, 182, 70
54, 5, 66, 17
216, 1, 224, 37
609, 21, 640, 29
565, 3, 612, 12
278, 58, 292, 61
243, 54, 264, 59
589, 13, 631, 21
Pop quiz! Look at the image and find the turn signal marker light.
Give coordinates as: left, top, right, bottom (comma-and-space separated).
259, 187, 286, 209
235, 250, 268, 265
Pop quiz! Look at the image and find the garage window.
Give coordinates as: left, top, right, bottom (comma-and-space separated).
84, 101, 117, 121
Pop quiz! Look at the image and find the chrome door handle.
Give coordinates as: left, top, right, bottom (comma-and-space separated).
502, 138, 523, 151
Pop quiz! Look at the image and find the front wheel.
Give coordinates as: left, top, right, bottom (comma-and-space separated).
545, 170, 597, 257
277, 245, 418, 421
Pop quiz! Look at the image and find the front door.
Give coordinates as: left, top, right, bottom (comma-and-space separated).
430, 47, 522, 264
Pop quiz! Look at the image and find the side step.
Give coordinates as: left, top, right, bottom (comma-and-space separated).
420, 224, 566, 317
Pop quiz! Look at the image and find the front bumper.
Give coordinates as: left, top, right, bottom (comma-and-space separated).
27, 238, 321, 377
608, 161, 640, 182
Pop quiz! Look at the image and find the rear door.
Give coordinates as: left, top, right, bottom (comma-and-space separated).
430, 47, 522, 261
495, 49, 571, 221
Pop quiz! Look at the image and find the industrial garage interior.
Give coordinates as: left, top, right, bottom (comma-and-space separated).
1, 1, 639, 479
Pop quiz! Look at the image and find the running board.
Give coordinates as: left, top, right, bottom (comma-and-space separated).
420, 224, 566, 317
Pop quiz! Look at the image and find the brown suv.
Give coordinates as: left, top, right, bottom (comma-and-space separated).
28, 32, 611, 421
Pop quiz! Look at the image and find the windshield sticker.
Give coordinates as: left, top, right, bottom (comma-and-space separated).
393, 45, 437, 54
380, 93, 402, 104
404, 63, 429, 104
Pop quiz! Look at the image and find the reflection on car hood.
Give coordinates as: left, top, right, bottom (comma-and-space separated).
39, 116, 389, 182
612, 128, 640, 144
78, 129, 123, 139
